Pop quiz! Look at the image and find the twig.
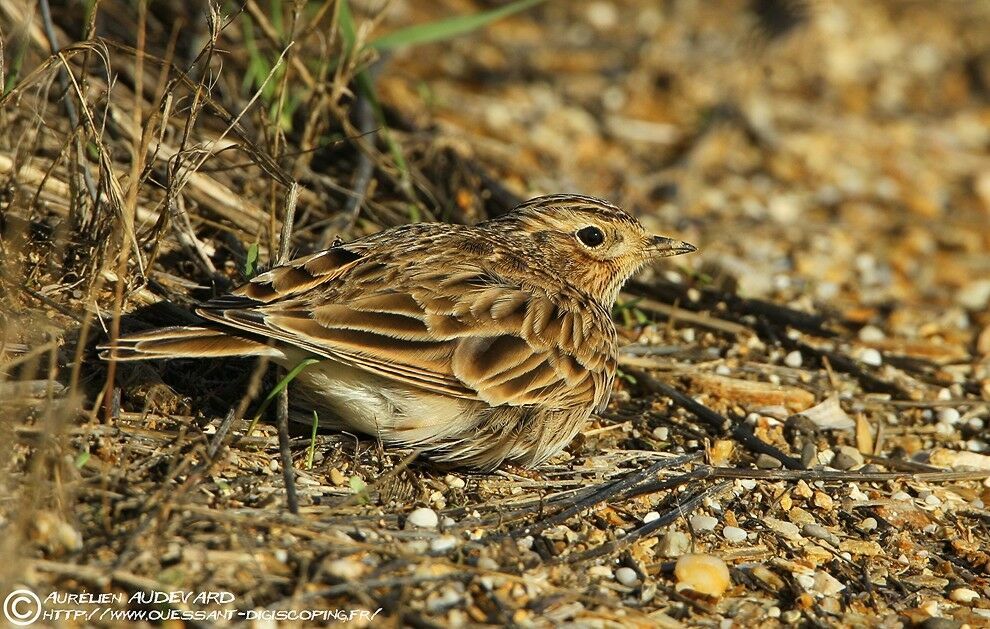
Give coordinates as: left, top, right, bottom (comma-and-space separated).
627, 367, 804, 469
508, 452, 702, 539
37, 0, 98, 202
559, 481, 735, 564
276, 182, 300, 514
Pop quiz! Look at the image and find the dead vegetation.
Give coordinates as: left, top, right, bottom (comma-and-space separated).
2, 1, 990, 626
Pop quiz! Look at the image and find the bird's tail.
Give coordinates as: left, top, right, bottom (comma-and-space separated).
98, 326, 281, 361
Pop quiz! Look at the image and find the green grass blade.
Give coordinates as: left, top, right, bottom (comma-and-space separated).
246, 358, 320, 435
307, 411, 319, 469
369, 0, 545, 51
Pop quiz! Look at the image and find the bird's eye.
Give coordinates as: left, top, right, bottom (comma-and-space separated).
576, 225, 606, 248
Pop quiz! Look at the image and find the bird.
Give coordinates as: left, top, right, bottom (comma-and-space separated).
102, 194, 696, 470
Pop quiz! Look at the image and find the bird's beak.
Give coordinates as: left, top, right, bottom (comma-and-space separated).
648, 235, 697, 258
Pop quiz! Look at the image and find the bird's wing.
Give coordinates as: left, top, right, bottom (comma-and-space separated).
197, 246, 616, 410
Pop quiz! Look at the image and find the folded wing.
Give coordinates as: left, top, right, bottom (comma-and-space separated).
196, 245, 616, 411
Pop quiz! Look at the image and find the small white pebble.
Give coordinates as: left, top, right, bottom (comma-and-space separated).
444, 474, 466, 489
858, 325, 885, 342
968, 417, 985, 431
738, 479, 758, 491
643, 511, 661, 524
767, 606, 781, 618
923, 494, 942, 507
681, 327, 696, 343
937, 408, 961, 425
430, 535, 458, 553
891, 491, 912, 502
768, 374, 781, 385
723, 526, 747, 543
784, 350, 803, 368
950, 587, 980, 604
859, 348, 883, 366
859, 517, 878, 532
588, 565, 613, 579
690, 515, 718, 532
653, 427, 669, 441
274, 549, 288, 563
615, 567, 639, 586
715, 364, 732, 376
517, 535, 534, 551
477, 556, 499, 571
441, 516, 456, 528
937, 387, 953, 401
967, 440, 989, 452
406, 507, 439, 529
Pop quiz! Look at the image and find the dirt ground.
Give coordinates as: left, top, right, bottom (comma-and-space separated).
2, 0, 990, 627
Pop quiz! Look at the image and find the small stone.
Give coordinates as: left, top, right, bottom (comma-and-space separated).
674, 554, 731, 598
652, 426, 669, 441
812, 491, 834, 511
858, 325, 886, 342
615, 567, 639, 586
765, 518, 802, 541
329, 468, 347, 486
812, 571, 846, 596
477, 556, 499, 571
858, 348, 883, 366
723, 526, 747, 543
832, 445, 864, 470
891, 491, 913, 502
430, 535, 458, 553
444, 474, 466, 489
406, 507, 439, 529
937, 408, 961, 425
756, 454, 783, 469
803, 523, 839, 546
588, 565, 613, 579
325, 558, 364, 580
690, 515, 718, 532
949, 587, 980, 604
784, 350, 803, 368
659, 531, 691, 557
643, 511, 660, 523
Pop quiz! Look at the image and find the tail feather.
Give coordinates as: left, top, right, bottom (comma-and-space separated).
99, 326, 282, 361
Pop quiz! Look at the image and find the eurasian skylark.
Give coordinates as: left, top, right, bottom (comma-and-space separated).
103, 194, 696, 469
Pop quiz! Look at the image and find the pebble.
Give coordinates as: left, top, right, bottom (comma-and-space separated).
949, 587, 980, 604
615, 567, 639, 586
430, 535, 458, 553
784, 350, 803, 368
444, 474, 466, 489
756, 454, 783, 469
832, 445, 864, 470
723, 526, 747, 543
477, 556, 499, 571
652, 427, 669, 441
765, 518, 802, 541
715, 364, 732, 376
858, 325, 885, 342
690, 515, 718, 532
325, 558, 364, 580
406, 507, 439, 529
674, 554, 731, 598
643, 511, 661, 524
859, 348, 883, 366
812, 571, 846, 596
937, 408, 961, 425
659, 531, 691, 557
803, 523, 840, 546
587, 565, 613, 579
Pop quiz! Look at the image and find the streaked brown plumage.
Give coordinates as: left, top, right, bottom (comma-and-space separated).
102, 195, 696, 469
